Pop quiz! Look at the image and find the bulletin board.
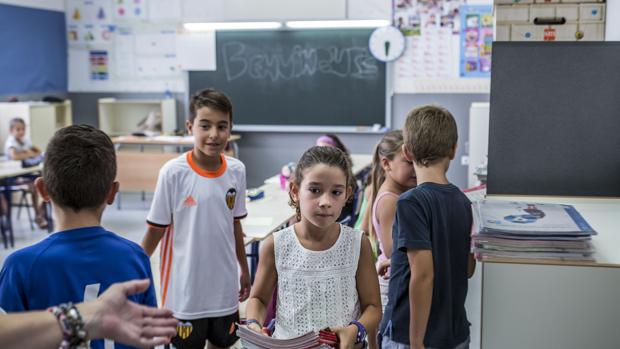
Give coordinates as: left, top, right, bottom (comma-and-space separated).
65, 0, 187, 92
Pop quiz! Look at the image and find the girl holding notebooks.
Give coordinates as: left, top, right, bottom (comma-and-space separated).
246, 146, 382, 349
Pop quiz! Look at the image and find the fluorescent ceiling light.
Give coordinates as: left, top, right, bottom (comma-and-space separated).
184, 22, 282, 31
285, 20, 390, 29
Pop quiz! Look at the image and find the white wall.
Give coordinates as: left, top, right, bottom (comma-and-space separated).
606, 0, 620, 40
0, 0, 63, 12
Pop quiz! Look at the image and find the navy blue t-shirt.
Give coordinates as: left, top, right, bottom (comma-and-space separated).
380, 183, 472, 348
0, 226, 157, 349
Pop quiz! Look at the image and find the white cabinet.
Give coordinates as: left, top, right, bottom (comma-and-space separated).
97, 98, 176, 137
0, 101, 73, 153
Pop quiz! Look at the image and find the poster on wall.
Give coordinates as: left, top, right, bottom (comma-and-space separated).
66, 0, 114, 45
90, 50, 109, 80
393, 0, 462, 80
114, 0, 147, 20
459, 5, 493, 77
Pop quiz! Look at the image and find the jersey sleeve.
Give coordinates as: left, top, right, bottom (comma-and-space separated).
233, 163, 247, 219
146, 165, 173, 227
395, 197, 432, 252
0, 254, 29, 312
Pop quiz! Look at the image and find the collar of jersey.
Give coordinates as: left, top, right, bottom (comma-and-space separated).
52, 226, 107, 239
186, 151, 227, 178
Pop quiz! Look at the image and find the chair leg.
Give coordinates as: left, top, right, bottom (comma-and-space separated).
22, 191, 34, 231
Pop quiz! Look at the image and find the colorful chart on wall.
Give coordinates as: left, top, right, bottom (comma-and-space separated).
459, 5, 493, 78
391, 0, 493, 92
113, 0, 147, 20
392, 0, 463, 80
66, 0, 114, 45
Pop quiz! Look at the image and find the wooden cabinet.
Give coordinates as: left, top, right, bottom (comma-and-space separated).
0, 101, 73, 153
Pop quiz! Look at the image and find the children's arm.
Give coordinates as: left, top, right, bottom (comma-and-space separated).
467, 253, 476, 278
376, 195, 398, 258
30, 145, 41, 155
141, 225, 166, 257
245, 236, 277, 333
234, 219, 250, 302
349, 236, 382, 349
407, 249, 434, 349
8, 148, 37, 161
359, 187, 373, 235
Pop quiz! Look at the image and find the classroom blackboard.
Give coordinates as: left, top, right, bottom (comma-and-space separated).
188, 29, 386, 130
487, 42, 620, 197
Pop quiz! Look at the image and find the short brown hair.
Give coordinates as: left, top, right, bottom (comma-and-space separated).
9, 117, 25, 130
43, 125, 116, 212
404, 105, 457, 166
188, 88, 233, 123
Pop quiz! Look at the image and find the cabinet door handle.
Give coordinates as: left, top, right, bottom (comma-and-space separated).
533, 17, 567, 25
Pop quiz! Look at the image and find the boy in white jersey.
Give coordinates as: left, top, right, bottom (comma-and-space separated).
141, 88, 250, 349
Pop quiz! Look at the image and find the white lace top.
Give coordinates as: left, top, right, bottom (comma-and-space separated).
272, 224, 362, 339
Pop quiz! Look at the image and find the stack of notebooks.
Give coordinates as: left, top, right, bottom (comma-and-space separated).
472, 200, 596, 262
237, 325, 339, 349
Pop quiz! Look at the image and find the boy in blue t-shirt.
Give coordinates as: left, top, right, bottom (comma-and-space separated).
380, 105, 476, 349
0, 125, 157, 349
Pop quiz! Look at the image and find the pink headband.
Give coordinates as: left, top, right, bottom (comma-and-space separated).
316, 135, 338, 147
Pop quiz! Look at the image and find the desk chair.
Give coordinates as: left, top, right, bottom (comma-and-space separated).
338, 166, 372, 227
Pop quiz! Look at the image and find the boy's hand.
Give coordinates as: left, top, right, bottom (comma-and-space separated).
239, 271, 250, 302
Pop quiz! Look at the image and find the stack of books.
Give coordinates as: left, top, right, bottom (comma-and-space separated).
472, 200, 596, 262
237, 325, 339, 349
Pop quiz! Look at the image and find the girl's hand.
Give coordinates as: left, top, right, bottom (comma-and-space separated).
246, 321, 263, 334
332, 325, 362, 349
377, 259, 391, 279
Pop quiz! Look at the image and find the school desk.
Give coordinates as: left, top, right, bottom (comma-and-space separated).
478, 196, 620, 349
242, 154, 373, 282
0, 161, 49, 248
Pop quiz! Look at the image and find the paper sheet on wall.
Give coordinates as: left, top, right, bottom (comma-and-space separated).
177, 31, 217, 71
459, 5, 493, 77
392, 0, 492, 93
66, 0, 114, 45
113, 0, 146, 20
148, 0, 182, 21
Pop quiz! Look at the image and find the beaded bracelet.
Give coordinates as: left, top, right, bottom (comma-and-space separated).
349, 320, 367, 344
48, 303, 89, 349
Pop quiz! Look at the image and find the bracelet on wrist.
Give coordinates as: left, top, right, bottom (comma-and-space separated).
349, 320, 367, 344
245, 318, 262, 328
48, 303, 89, 349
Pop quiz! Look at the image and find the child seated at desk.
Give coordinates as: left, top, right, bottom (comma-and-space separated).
3, 117, 46, 228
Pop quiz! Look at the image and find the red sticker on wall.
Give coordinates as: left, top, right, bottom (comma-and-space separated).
544, 28, 556, 41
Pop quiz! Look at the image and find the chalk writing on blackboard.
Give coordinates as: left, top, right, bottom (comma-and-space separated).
222, 42, 379, 82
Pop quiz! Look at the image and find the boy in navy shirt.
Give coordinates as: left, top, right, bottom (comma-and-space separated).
380, 105, 476, 349
0, 125, 157, 349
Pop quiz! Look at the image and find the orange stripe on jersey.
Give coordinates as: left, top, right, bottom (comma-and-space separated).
161, 225, 174, 307
186, 151, 228, 178
159, 227, 171, 290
